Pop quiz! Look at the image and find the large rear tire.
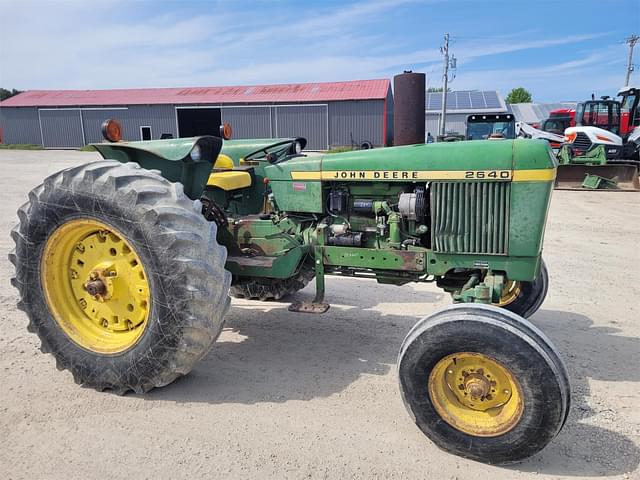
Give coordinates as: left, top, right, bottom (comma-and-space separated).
398, 304, 570, 464
10, 160, 231, 394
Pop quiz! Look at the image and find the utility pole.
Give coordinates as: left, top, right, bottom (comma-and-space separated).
439, 33, 456, 137
624, 35, 639, 86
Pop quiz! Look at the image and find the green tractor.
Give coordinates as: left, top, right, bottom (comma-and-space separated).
10, 121, 569, 465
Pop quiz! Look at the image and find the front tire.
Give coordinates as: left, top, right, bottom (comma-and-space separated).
398, 304, 570, 464
10, 160, 231, 394
495, 260, 549, 318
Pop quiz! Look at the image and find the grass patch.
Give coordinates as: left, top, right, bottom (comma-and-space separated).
77, 145, 96, 152
0, 144, 43, 150
325, 146, 354, 154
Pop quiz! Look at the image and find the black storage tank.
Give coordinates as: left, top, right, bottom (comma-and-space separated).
393, 71, 426, 146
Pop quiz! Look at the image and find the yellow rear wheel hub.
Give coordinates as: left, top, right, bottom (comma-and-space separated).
496, 280, 522, 307
41, 218, 150, 354
428, 352, 523, 437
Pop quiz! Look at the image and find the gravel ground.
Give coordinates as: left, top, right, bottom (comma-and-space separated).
0, 149, 638, 480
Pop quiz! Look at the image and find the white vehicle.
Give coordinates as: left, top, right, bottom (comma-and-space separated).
516, 121, 565, 151
562, 125, 623, 159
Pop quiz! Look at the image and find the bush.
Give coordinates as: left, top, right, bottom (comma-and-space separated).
0, 144, 43, 150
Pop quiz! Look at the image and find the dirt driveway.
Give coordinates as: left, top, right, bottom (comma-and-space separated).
0, 150, 638, 479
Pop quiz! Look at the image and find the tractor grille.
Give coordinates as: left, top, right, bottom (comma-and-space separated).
431, 182, 510, 255
573, 132, 592, 151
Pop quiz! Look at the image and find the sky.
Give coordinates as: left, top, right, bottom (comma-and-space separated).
0, 0, 638, 102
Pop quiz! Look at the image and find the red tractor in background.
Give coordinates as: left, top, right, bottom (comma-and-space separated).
619, 86, 640, 154
541, 108, 576, 135
542, 86, 639, 160
550, 86, 640, 189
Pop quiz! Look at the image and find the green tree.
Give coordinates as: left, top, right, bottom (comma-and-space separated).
0, 88, 22, 101
505, 87, 532, 104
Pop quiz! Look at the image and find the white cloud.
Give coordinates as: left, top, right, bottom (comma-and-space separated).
0, 0, 628, 101
451, 43, 628, 101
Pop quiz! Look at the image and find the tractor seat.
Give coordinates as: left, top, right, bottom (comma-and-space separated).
207, 154, 253, 191
207, 171, 252, 191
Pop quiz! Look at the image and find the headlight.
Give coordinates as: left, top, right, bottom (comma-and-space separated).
190, 144, 202, 162
294, 141, 302, 154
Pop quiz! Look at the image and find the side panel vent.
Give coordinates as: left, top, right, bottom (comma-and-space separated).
431, 181, 510, 255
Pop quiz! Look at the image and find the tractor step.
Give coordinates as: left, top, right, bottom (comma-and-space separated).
288, 302, 330, 314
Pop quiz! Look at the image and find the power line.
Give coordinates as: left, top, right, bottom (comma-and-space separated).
624, 34, 639, 86
439, 33, 457, 136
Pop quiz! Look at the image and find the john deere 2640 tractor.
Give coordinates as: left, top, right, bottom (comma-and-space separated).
10, 121, 569, 465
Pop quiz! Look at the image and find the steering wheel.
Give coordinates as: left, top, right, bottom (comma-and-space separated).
246, 140, 303, 164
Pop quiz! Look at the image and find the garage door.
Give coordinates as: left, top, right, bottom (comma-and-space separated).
275, 105, 328, 150
40, 109, 84, 148
221, 107, 271, 139
177, 108, 222, 137
81, 109, 128, 144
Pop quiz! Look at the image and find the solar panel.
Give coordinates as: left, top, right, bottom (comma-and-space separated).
426, 90, 503, 111
447, 92, 457, 109
427, 93, 442, 110
469, 91, 486, 109
456, 91, 472, 109
447, 92, 456, 108
483, 91, 502, 109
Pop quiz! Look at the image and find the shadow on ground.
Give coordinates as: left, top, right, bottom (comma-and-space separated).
514, 309, 639, 477
146, 284, 639, 477
148, 281, 441, 404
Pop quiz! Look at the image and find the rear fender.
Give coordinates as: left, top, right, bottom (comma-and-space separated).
91, 136, 222, 200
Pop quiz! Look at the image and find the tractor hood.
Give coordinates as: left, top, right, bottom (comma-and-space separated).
265, 139, 556, 182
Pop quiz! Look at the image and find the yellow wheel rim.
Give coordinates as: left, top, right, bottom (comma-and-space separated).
40, 218, 151, 354
496, 280, 522, 307
428, 352, 524, 437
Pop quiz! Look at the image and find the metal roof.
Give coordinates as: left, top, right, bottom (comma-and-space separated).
0, 79, 390, 108
509, 102, 578, 124
426, 90, 507, 113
